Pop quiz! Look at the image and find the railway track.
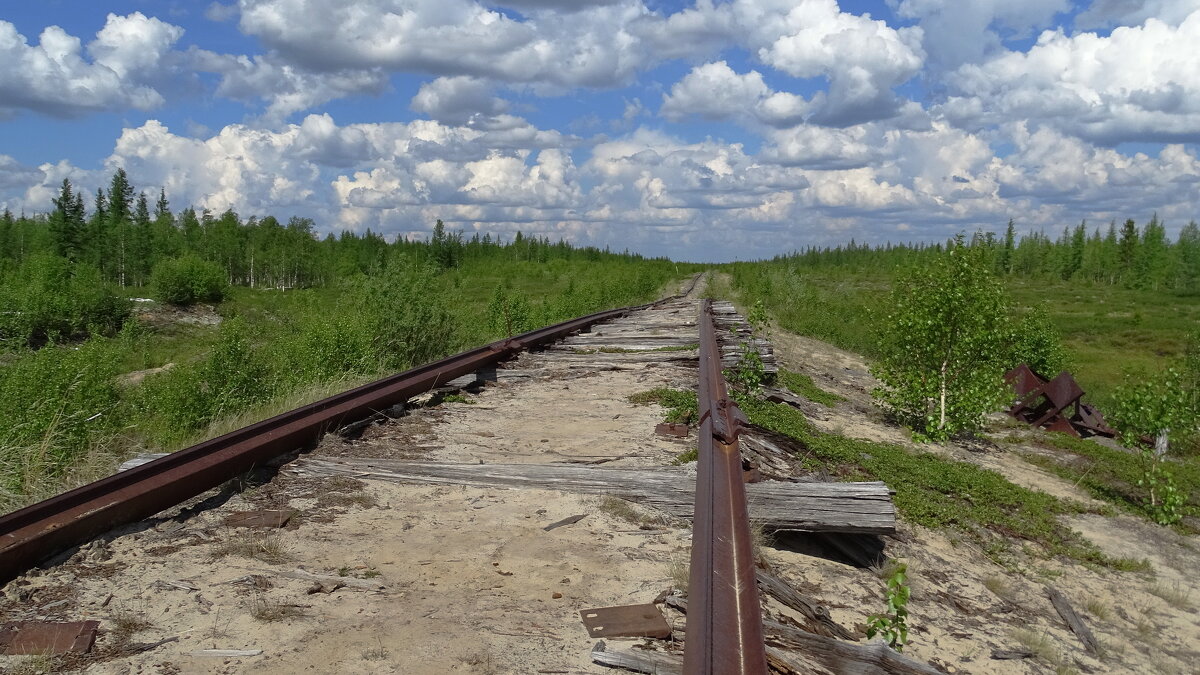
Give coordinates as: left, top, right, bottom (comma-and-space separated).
0, 276, 916, 674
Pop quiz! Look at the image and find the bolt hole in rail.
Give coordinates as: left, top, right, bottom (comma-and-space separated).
0, 275, 771, 672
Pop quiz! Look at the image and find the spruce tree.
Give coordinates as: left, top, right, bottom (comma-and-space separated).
49, 179, 81, 260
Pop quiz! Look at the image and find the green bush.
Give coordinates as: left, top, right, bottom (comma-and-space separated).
0, 254, 130, 348
348, 258, 457, 370
1009, 304, 1069, 376
150, 255, 228, 306
136, 318, 272, 442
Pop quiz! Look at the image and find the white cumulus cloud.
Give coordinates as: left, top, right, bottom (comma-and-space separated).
943, 11, 1200, 144
0, 13, 185, 117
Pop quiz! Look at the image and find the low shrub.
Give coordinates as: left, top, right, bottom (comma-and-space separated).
150, 255, 227, 306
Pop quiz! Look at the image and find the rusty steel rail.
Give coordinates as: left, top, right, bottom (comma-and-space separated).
683, 299, 768, 674
0, 277, 699, 585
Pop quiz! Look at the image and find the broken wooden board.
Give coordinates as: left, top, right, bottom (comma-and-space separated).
757, 568, 856, 640
763, 620, 943, 675
543, 514, 588, 531
288, 457, 896, 534
580, 604, 671, 639
0, 621, 99, 655
590, 640, 682, 674
1046, 586, 1100, 655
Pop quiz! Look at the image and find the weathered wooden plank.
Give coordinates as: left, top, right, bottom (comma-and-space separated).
590, 640, 682, 674
540, 350, 697, 363
764, 621, 942, 675
288, 457, 896, 534
757, 568, 856, 640
1046, 586, 1100, 655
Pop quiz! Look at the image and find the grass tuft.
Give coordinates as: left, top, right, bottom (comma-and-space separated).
982, 575, 1019, 604
109, 608, 154, 646
1147, 581, 1193, 609
779, 369, 846, 407
1084, 598, 1112, 621
210, 532, 292, 564
249, 592, 304, 622
628, 388, 698, 424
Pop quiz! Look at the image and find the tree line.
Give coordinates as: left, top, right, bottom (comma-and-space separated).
779, 217, 1200, 292
0, 169, 662, 350
0, 169, 654, 291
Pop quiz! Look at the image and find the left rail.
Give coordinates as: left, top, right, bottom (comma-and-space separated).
0, 280, 696, 585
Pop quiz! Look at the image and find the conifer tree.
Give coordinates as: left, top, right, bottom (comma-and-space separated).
1119, 218, 1139, 284
49, 179, 82, 260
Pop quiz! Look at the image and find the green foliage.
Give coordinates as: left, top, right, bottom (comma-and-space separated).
1009, 304, 1070, 376
487, 284, 533, 337
736, 395, 1123, 568
136, 318, 272, 442
1017, 432, 1199, 530
628, 388, 698, 424
349, 259, 457, 370
724, 300, 769, 394
0, 337, 126, 495
0, 254, 130, 348
779, 369, 846, 407
872, 237, 1011, 440
150, 255, 228, 306
1108, 365, 1197, 525
866, 562, 910, 651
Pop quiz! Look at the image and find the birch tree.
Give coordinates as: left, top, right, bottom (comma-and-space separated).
872, 235, 1011, 441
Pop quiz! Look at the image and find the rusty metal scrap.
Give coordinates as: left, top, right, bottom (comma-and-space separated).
580, 604, 672, 639
0, 621, 99, 655
1005, 364, 1115, 438
655, 422, 689, 437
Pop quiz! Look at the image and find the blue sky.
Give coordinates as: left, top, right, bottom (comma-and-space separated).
2, 0, 1199, 261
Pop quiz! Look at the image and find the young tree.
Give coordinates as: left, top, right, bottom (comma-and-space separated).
48, 179, 83, 260
872, 235, 1011, 440
1118, 218, 1139, 284
1176, 221, 1200, 292
998, 219, 1015, 275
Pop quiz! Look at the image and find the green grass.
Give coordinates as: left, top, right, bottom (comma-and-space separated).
725, 263, 1200, 411
628, 388, 698, 424
779, 369, 846, 406
633, 385, 1140, 570
1016, 433, 1200, 528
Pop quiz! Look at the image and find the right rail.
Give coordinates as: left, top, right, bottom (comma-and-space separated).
683, 298, 769, 674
